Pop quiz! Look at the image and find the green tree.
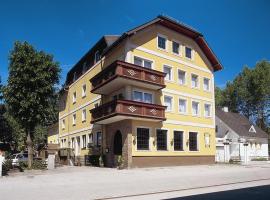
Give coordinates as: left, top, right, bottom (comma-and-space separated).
3, 41, 60, 167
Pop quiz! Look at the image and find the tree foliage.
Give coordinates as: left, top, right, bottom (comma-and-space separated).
216, 60, 270, 133
3, 41, 60, 167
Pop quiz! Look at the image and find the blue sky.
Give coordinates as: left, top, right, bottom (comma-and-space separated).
0, 0, 270, 88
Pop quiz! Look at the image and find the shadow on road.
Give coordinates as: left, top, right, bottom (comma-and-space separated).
167, 185, 270, 200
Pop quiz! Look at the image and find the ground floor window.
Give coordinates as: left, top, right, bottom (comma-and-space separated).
82, 135, 86, 148
156, 129, 167, 150
95, 132, 102, 147
137, 128, 150, 150
174, 131, 184, 151
189, 132, 198, 151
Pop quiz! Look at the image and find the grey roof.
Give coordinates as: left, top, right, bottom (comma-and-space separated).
216, 109, 268, 138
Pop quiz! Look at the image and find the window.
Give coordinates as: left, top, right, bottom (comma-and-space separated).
82, 135, 86, 148
82, 62, 87, 73
163, 65, 173, 81
179, 98, 187, 114
71, 138, 75, 148
134, 56, 153, 69
172, 41, 180, 55
203, 78, 210, 91
189, 132, 198, 151
185, 46, 192, 59
72, 92, 76, 103
88, 134, 93, 144
204, 104, 211, 117
61, 119, 65, 129
94, 51, 100, 63
73, 72, 77, 82
174, 131, 184, 151
82, 84, 86, 97
72, 114, 76, 125
133, 91, 153, 103
156, 129, 167, 150
164, 95, 173, 112
178, 70, 186, 85
158, 35, 167, 50
82, 109, 86, 122
191, 74, 199, 88
95, 132, 102, 147
94, 103, 99, 108
137, 128, 150, 150
215, 125, 218, 133
192, 101, 200, 116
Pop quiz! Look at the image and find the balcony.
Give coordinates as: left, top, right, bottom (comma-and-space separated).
90, 99, 166, 124
90, 60, 166, 95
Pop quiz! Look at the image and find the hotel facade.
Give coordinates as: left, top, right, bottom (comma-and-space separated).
50, 15, 222, 168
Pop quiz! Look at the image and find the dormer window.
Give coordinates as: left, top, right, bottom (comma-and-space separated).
249, 125, 256, 133
95, 51, 100, 63
73, 72, 77, 82
82, 62, 87, 73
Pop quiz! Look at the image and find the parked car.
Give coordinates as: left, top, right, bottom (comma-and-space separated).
11, 153, 28, 166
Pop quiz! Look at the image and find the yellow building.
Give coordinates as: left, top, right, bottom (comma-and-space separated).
57, 15, 222, 168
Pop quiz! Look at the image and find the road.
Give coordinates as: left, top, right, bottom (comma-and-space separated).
0, 162, 270, 200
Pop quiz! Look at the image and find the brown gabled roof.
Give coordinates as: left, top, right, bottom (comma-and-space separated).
216, 109, 268, 138
103, 15, 223, 72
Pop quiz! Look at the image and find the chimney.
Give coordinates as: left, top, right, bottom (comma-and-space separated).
222, 107, 229, 112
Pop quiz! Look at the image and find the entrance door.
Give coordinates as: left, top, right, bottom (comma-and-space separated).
113, 130, 122, 155
76, 136, 81, 156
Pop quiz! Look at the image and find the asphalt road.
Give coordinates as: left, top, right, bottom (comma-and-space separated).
168, 185, 270, 200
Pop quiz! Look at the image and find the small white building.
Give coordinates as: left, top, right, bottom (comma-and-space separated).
215, 108, 269, 163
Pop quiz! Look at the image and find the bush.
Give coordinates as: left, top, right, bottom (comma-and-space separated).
19, 160, 47, 170
251, 157, 268, 161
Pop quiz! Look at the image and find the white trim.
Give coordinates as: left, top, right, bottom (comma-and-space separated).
81, 109, 86, 122
131, 44, 213, 74
163, 64, 174, 82
164, 119, 214, 128
203, 77, 211, 92
191, 100, 200, 117
172, 39, 182, 56
173, 129, 185, 152
163, 94, 174, 112
72, 92, 77, 104
82, 84, 87, 98
204, 103, 212, 118
135, 126, 152, 151
191, 73, 200, 89
162, 88, 213, 102
177, 68, 187, 86
59, 95, 101, 119
157, 34, 168, 52
60, 125, 95, 138
72, 113, 76, 126
249, 125, 256, 133
178, 97, 188, 115
133, 55, 155, 69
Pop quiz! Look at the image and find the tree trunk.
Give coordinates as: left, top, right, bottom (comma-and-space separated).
26, 131, 33, 169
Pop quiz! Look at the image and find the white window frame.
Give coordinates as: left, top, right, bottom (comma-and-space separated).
173, 129, 185, 152
62, 119, 65, 130
82, 84, 86, 98
163, 65, 173, 82
177, 68, 187, 85
178, 97, 188, 114
82, 135, 87, 148
203, 77, 211, 92
72, 113, 76, 125
82, 109, 86, 122
191, 73, 199, 89
133, 56, 154, 69
185, 45, 194, 60
132, 88, 154, 104
172, 39, 181, 56
204, 103, 212, 118
188, 131, 200, 152
164, 94, 174, 112
72, 92, 76, 103
155, 128, 169, 151
191, 100, 200, 117
135, 126, 152, 151
157, 34, 168, 51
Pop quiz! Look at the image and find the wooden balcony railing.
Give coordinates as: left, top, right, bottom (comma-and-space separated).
90, 99, 166, 124
90, 60, 166, 94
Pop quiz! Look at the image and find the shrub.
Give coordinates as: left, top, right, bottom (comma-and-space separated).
19, 160, 47, 170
